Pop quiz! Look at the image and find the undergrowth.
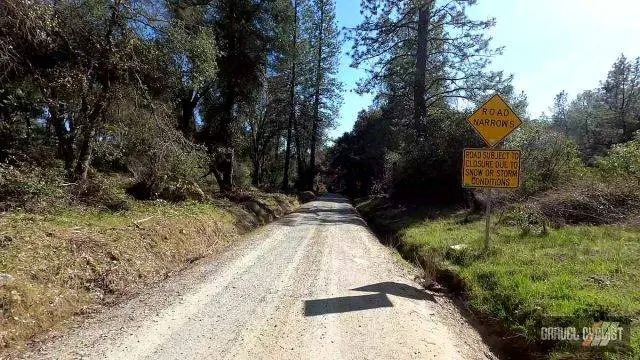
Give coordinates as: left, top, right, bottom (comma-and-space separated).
0, 191, 297, 352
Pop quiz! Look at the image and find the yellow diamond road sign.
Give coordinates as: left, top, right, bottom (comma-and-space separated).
467, 94, 522, 147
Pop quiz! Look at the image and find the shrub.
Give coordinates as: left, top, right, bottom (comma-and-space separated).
0, 162, 66, 212
391, 108, 481, 203
596, 131, 640, 182
103, 98, 211, 200
506, 121, 582, 195
531, 179, 640, 226
70, 173, 131, 211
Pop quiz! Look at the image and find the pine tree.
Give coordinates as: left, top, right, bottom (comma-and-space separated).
203, 0, 273, 192
602, 54, 640, 142
551, 90, 569, 133
347, 0, 508, 139
308, 0, 341, 190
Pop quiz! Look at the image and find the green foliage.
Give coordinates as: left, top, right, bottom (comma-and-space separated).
550, 55, 640, 161
596, 132, 640, 182
399, 216, 640, 358
390, 107, 481, 201
500, 204, 548, 236
121, 112, 210, 200
347, 0, 509, 101
506, 121, 582, 195
0, 163, 66, 212
333, 0, 520, 202
167, 25, 218, 91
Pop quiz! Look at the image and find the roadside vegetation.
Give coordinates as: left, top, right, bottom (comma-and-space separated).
0, 177, 297, 351
344, 53, 640, 359
346, 69, 640, 357
359, 195, 639, 359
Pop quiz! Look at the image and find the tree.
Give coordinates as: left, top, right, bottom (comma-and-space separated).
307, 0, 341, 190
347, 0, 509, 140
550, 90, 569, 133
246, 72, 288, 187
203, 0, 274, 192
0, 0, 154, 182
282, 0, 301, 191
601, 54, 640, 142
164, 1, 218, 141
566, 90, 615, 160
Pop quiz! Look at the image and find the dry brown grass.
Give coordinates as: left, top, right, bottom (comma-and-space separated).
0, 194, 297, 352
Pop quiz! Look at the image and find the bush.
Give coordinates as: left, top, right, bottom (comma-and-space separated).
506, 121, 582, 195
158, 180, 207, 203
70, 173, 131, 211
596, 131, 640, 182
499, 203, 548, 236
232, 160, 252, 190
531, 179, 640, 226
103, 97, 211, 200
0, 162, 66, 212
391, 108, 481, 203
299, 191, 316, 203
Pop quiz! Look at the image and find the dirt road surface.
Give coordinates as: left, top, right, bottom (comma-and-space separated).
20, 195, 496, 360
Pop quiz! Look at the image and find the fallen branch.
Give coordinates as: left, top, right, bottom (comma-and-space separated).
133, 216, 154, 229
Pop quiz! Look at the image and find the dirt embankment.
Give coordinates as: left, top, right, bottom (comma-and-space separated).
0, 192, 297, 353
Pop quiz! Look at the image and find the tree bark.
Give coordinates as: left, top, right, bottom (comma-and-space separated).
71, 0, 120, 182
252, 153, 261, 187
309, 0, 325, 192
179, 92, 198, 141
293, 110, 306, 189
282, 0, 298, 191
412, 1, 432, 138
73, 123, 96, 182
213, 85, 236, 193
50, 106, 76, 180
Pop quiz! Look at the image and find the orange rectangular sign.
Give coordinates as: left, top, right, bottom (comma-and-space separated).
462, 148, 521, 189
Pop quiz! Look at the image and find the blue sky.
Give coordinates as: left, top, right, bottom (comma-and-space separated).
331, 0, 640, 139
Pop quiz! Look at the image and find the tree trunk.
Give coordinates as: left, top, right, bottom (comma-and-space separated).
217, 148, 234, 192
252, 152, 261, 187
179, 93, 198, 141
293, 111, 306, 189
73, 124, 96, 182
50, 107, 76, 180
412, 1, 432, 137
309, 0, 325, 192
620, 82, 629, 141
282, 0, 298, 191
212, 83, 236, 193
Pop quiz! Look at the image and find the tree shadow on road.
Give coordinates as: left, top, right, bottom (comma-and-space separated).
279, 195, 369, 228
304, 293, 393, 316
303, 282, 435, 317
351, 282, 434, 301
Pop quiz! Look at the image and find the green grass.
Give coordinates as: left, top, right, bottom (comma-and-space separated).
400, 214, 640, 358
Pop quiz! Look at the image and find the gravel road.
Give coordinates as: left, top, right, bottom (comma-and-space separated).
21, 194, 497, 360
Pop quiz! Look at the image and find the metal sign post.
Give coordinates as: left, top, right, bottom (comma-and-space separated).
484, 188, 492, 252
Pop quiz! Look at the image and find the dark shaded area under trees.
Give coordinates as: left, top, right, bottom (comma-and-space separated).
0, 0, 343, 210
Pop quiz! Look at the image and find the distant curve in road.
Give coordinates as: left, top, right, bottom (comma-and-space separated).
21, 194, 496, 360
